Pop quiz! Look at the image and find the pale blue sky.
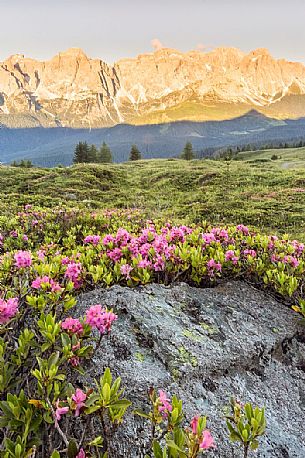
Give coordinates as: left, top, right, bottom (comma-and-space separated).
0, 0, 304, 63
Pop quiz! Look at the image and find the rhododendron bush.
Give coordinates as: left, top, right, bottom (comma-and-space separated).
2, 203, 305, 456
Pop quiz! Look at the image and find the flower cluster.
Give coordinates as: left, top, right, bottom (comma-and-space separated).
64, 261, 83, 288
31, 276, 62, 292
85, 305, 117, 333
157, 390, 173, 418
0, 297, 18, 324
61, 317, 84, 336
14, 250, 32, 268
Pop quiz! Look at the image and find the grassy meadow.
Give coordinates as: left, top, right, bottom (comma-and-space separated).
1, 145, 305, 239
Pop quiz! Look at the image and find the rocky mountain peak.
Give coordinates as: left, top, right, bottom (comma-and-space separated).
0, 46, 305, 128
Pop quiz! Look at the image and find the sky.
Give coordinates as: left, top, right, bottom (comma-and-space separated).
0, 0, 304, 64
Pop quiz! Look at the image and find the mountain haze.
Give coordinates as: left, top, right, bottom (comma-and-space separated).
1, 47, 305, 128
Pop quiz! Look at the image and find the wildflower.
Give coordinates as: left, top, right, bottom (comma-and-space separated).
102, 234, 115, 246
243, 249, 256, 258
83, 235, 101, 246
191, 415, 199, 434
207, 258, 222, 272
85, 305, 117, 333
76, 449, 86, 458
284, 256, 300, 268
202, 232, 216, 244
138, 259, 152, 269
120, 264, 133, 279
61, 317, 83, 336
69, 356, 80, 367
0, 298, 18, 324
36, 249, 45, 261
55, 400, 69, 421
14, 250, 32, 268
199, 430, 215, 449
72, 388, 87, 417
65, 262, 82, 288
107, 248, 123, 262
31, 276, 62, 292
157, 390, 172, 418
236, 224, 249, 235
225, 250, 239, 265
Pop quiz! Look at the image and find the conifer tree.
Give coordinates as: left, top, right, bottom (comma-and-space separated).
129, 144, 142, 161
88, 144, 98, 163
181, 142, 195, 160
73, 142, 90, 163
98, 142, 113, 163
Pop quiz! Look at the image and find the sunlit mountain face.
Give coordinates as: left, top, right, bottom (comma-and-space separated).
1, 46, 305, 128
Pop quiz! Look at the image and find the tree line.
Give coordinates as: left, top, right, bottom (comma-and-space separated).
73, 141, 196, 164
73, 142, 143, 163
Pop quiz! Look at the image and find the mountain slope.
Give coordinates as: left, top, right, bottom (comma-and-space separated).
0, 47, 305, 128
1, 111, 305, 166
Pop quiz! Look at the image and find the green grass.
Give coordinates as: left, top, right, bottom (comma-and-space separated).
1, 146, 305, 240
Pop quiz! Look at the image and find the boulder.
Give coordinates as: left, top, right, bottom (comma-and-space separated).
77, 281, 305, 457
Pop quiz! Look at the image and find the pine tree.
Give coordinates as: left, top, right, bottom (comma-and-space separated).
98, 142, 113, 163
181, 142, 195, 160
73, 142, 90, 164
88, 144, 98, 163
129, 144, 142, 161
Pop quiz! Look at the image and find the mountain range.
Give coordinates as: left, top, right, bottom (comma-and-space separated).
1, 46, 305, 128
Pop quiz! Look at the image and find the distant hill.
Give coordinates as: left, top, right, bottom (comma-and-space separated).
1, 111, 305, 166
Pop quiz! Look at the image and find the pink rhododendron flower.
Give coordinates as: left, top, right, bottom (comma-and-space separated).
191, 415, 199, 434
243, 249, 257, 258
31, 276, 62, 292
138, 259, 152, 269
85, 305, 117, 333
36, 250, 45, 261
61, 317, 84, 336
55, 400, 69, 421
120, 264, 133, 279
225, 250, 239, 265
102, 234, 115, 246
199, 430, 215, 449
84, 235, 101, 246
236, 224, 249, 235
76, 449, 86, 458
157, 390, 172, 418
0, 298, 18, 324
65, 262, 82, 288
69, 356, 80, 367
284, 256, 299, 268
72, 388, 87, 417
107, 248, 123, 262
202, 232, 216, 244
207, 258, 222, 273
14, 250, 32, 268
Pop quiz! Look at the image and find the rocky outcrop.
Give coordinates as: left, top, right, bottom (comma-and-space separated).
77, 281, 305, 457
1, 47, 305, 127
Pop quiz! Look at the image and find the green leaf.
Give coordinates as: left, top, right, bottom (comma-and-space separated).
67, 439, 78, 458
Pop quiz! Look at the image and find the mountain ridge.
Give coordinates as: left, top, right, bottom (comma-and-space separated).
1, 46, 305, 128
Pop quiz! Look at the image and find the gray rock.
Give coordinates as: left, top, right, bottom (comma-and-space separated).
77, 281, 305, 458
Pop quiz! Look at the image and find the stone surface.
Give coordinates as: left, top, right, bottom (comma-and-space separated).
76, 281, 305, 458
1, 47, 305, 127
